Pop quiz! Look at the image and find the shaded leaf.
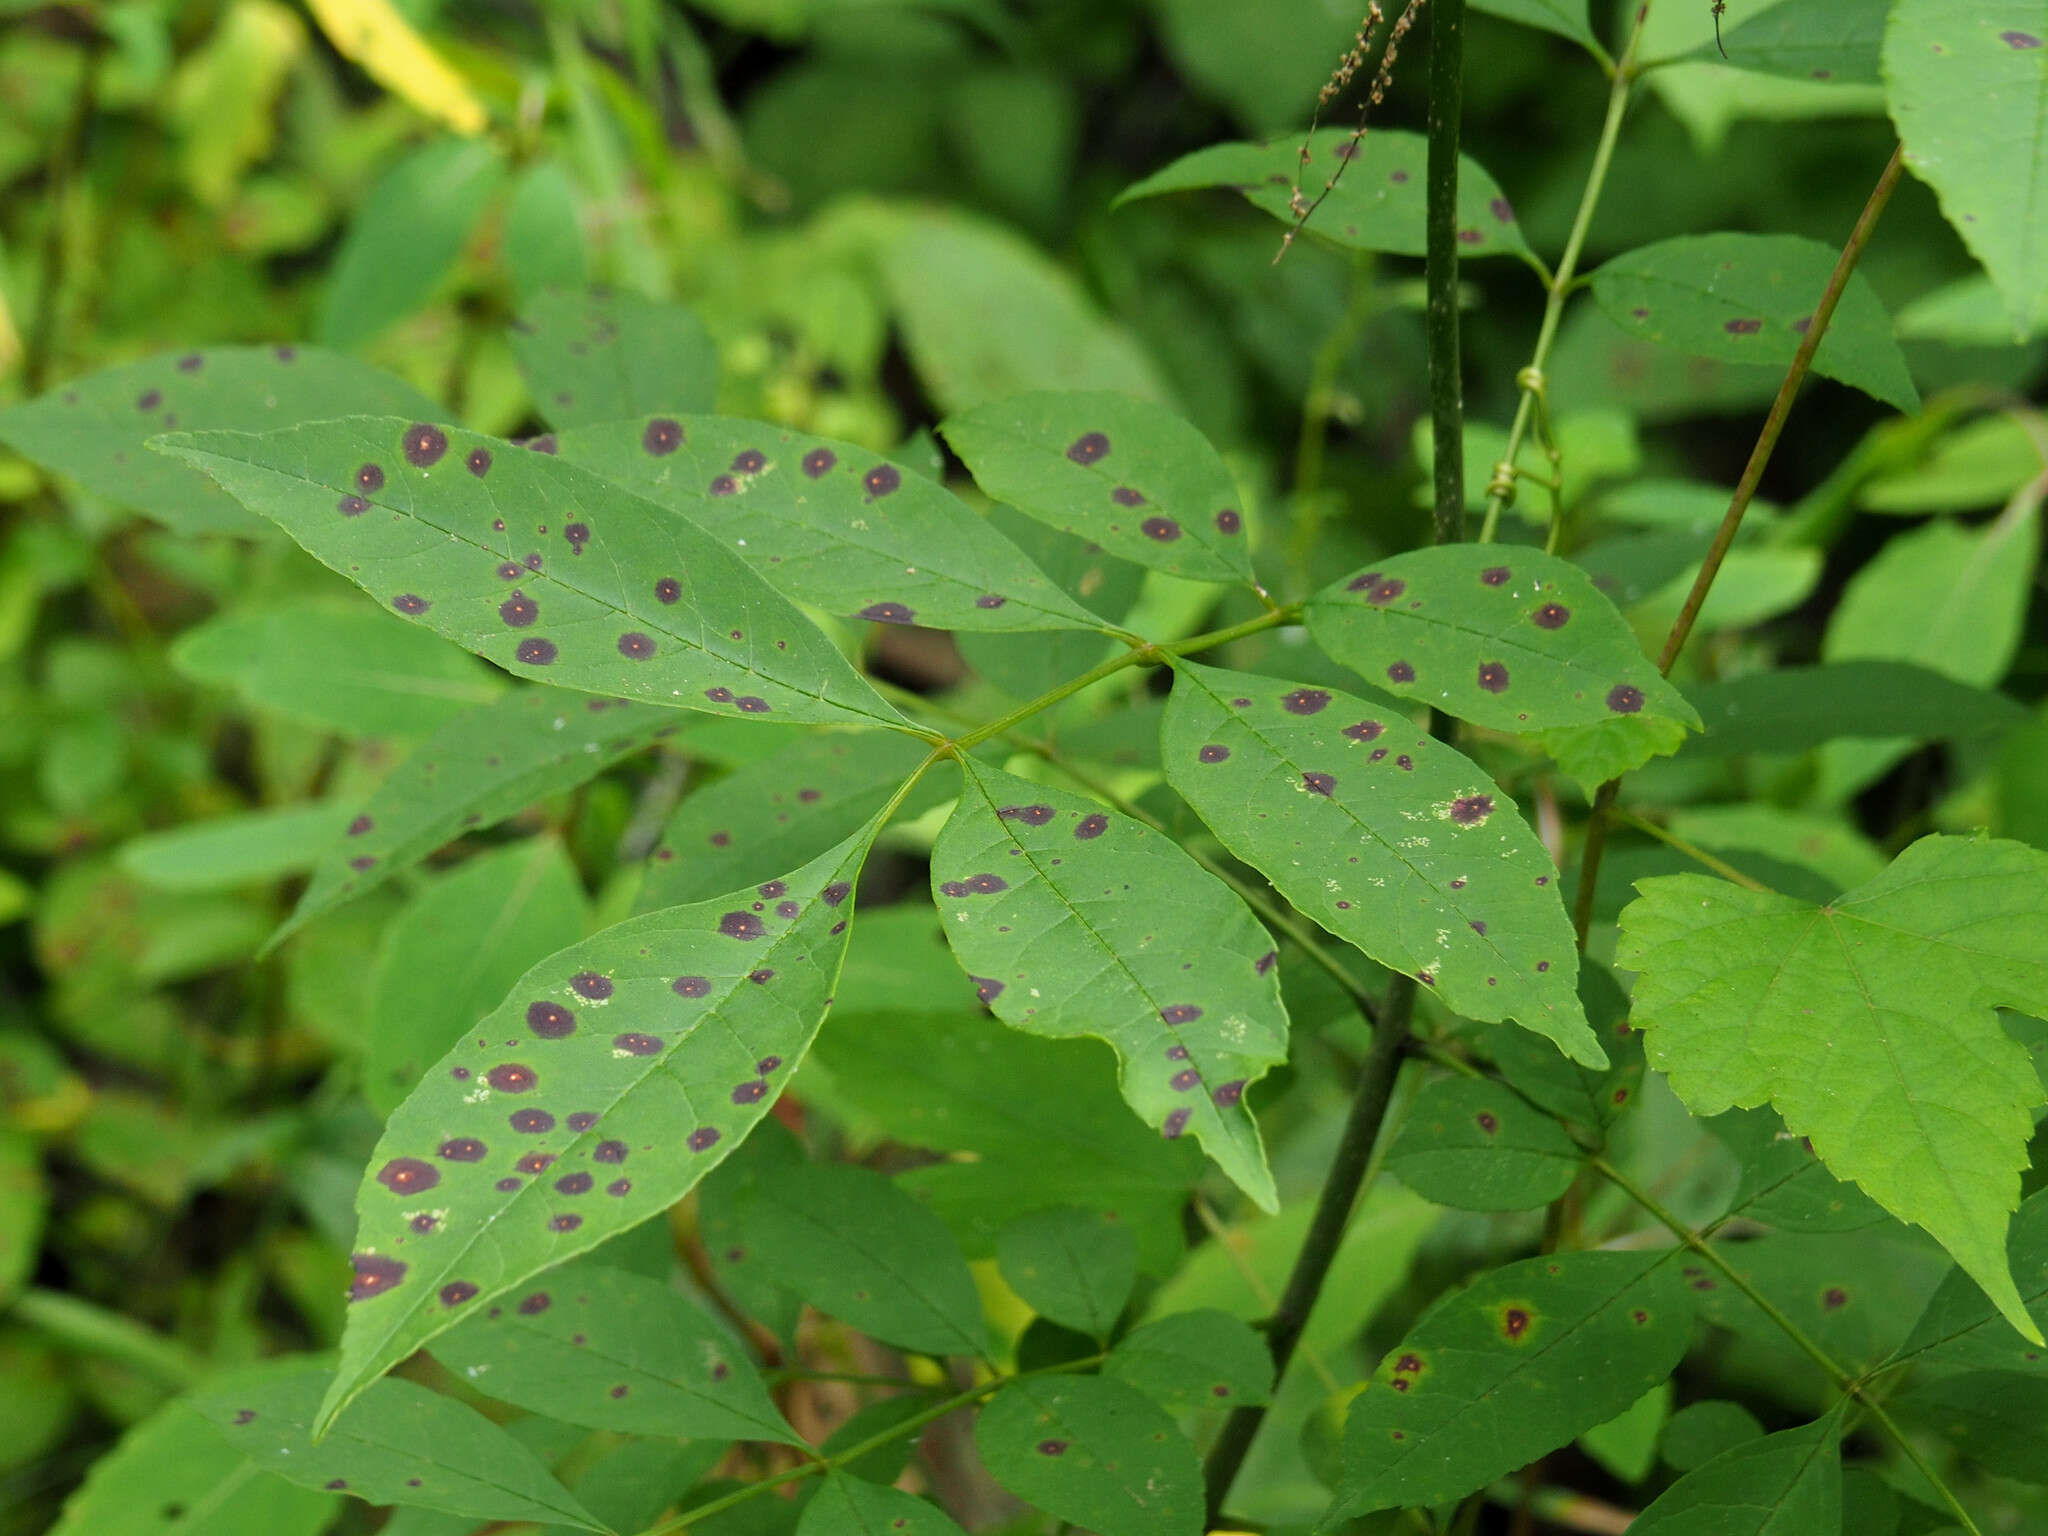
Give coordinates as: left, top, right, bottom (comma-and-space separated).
930, 759, 1288, 1210
1628, 1417, 1841, 1536
1103, 1309, 1274, 1415
1885, 0, 2048, 337
1679, 661, 2026, 758
1894, 1371, 2048, 1479
0, 1132, 45, 1305
1857, 415, 2047, 513
1305, 546, 1699, 788
1661, 1400, 1766, 1472
1471, 0, 1596, 48
1329, 1251, 1692, 1517
1580, 1381, 1671, 1485
158, 419, 904, 729
1891, 1188, 2048, 1376
322, 816, 884, 1429
996, 1206, 1138, 1337
1685, 1231, 1950, 1371
722, 1159, 987, 1358
1161, 661, 1602, 1067
940, 391, 1253, 584
1616, 834, 2048, 1343
1698, 0, 1887, 83
1116, 128, 1532, 263
796, 1473, 967, 1536
1480, 958, 1644, 1132
171, 606, 505, 738
955, 509, 1147, 696
118, 802, 356, 893
0, 347, 440, 537
503, 165, 589, 303
511, 290, 717, 429
556, 415, 1102, 632
1384, 1075, 1585, 1211
431, 1262, 797, 1443
1590, 233, 1919, 411
279, 687, 682, 946
1711, 1107, 1889, 1231
819, 1395, 937, 1487
975, 1375, 1203, 1536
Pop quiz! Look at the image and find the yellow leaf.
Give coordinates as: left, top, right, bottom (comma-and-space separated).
303, 0, 486, 135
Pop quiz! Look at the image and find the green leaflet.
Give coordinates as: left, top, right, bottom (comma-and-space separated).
1615, 834, 2048, 1344
796, 1474, 968, 1536
1627, 1417, 1841, 1536
639, 730, 933, 909
192, 1362, 605, 1530
719, 1159, 988, 1358
118, 802, 357, 893
1711, 1106, 1889, 1232
430, 1262, 798, 1443
553, 416, 1107, 633
1661, 1401, 1766, 1472
157, 419, 905, 731
1886, 0, 2048, 338
1686, 1231, 1950, 1373
1327, 1251, 1692, 1519
0, 1131, 45, 1305
171, 606, 506, 738
930, 759, 1288, 1211
1114, 128, 1533, 264
1579, 1383, 1671, 1485
1680, 661, 2027, 759
1304, 546, 1699, 789
502, 165, 589, 303
1698, 0, 1886, 82
975, 1375, 1204, 1536
510, 289, 718, 429
363, 839, 589, 1117
321, 814, 885, 1430
319, 138, 506, 349
995, 1206, 1138, 1338
1894, 1371, 2048, 1480
1590, 234, 1919, 412
1102, 1309, 1274, 1415
46, 1399, 335, 1536
0, 346, 439, 537
278, 687, 684, 948
1890, 1188, 2048, 1376
1470, 0, 1596, 49
1480, 958, 1643, 1133
939, 391, 1254, 585
1382, 1076, 1585, 1211
1161, 661, 1603, 1068
956, 509, 1147, 697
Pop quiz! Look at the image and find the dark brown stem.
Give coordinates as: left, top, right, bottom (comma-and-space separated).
1425, 0, 1467, 541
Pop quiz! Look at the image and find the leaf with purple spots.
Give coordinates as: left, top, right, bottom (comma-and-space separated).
318, 814, 885, 1431
974, 1376, 1203, 1536
156, 420, 905, 730
639, 729, 934, 910
939, 392, 1256, 584
1616, 833, 2048, 1347
1115, 127, 1531, 263
930, 760, 1288, 1211
509, 289, 718, 429
275, 686, 688, 950
1328, 1251, 1693, 1518
718, 1160, 987, 1357
796, 1472, 969, 1536
189, 1360, 606, 1530
1305, 545, 1700, 792
1590, 233, 1919, 411
554, 416, 1107, 633
1684, 1230, 1949, 1371
1383, 1076, 1584, 1211
430, 1262, 798, 1443
0, 345, 440, 537
1101, 1309, 1274, 1416
996, 1206, 1137, 1339
1162, 662, 1602, 1067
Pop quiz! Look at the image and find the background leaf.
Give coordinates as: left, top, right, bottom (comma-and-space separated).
1627, 1417, 1841, 1536
1679, 661, 2026, 758
1103, 1309, 1274, 1414
796, 1474, 967, 1536
118, 802, 356, 893
930, 759, 1288, 1210
1617, 834, 2048, 1343
1161, 661, 1602, 1066
974, 1375, 1203, 1536
940, 391, 1254, 584
511, 289, 719, 429
996, 1205, 1138, 1338
1383, 1075, 1586, 1210
1590, 233, 1919, 411
161, 419, 905, 729
1700, 0, 1887, 82
1471, 0, 1595, 49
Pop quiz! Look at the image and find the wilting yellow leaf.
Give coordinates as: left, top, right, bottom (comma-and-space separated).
303, 0, 486, 135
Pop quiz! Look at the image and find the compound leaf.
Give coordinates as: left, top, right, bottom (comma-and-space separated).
1885, 0, 2048, 338
939, 391, 1254, 584
1162, 661, 1602, 1067
975, 1375, 1203, 1536
158, 419, 903, 730
278, 687, 683, 948
1103, 1309, 1274, 1414
1616, 834, 2048, 1344
797, 1474, 968, 1536
555, 416, 1104, 633
321, 815, 884, 1430
431, 1262, 798, 1443
0, 345, 438, 537
1115, 128, 1532, 263
1328, 1251, 1692, 1518
510, 289, 718, 429
1384, 1075, 1586, 1211
193, 1362, 604, 1530
1627, 1417, 1842, 1536
930, 759, 1288, 1211
996, 1205, 1138, 1338
1590, 234, 1919, 412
